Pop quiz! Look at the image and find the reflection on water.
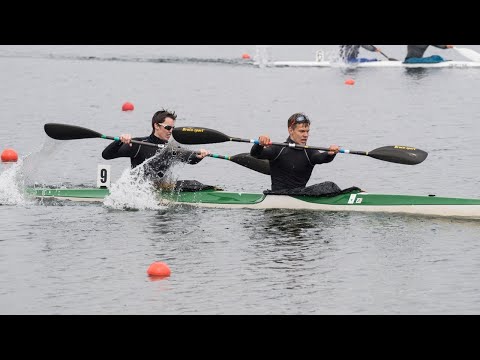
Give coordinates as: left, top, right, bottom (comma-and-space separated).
404, 67, 429, 80
241, 209, 343, 270
258, 209, 332, 240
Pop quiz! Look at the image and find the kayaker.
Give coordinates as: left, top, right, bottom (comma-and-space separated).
404, 45, 453, 63
250, 113, 339, 192
339, 45, 380, 63
102, 109, 210, 181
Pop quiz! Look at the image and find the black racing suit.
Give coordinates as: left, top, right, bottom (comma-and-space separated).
102, 134, 202, 181
250, 137, 336, 191
405, 45, 448, 60
339, 45, 376, 61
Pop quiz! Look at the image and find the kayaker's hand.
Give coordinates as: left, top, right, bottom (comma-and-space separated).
328, 144, 339, 155
258, 135, 271, 147
446, 45, 454, 49
196, 149, 211, 159
120, 134, 133, 147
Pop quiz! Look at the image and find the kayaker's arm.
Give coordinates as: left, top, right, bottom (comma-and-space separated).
173, 146, 209, 164
310, 150, 337, 164
102, 140, 141, 160
250, 135, 280, 160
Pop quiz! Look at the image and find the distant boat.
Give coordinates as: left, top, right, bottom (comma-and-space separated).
254, 49, 480, 68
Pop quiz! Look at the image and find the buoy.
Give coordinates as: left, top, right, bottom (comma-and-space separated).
122, 102, 134, 111
345, 79, 355, 86
147, 262, 171, 277
1, 148, 18, 162
242, 53, 251, 60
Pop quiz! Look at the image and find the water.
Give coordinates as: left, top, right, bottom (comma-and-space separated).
1, 45, 480, 314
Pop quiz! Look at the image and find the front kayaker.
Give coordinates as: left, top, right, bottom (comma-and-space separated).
102, 109, 210, 181
250, 112, 339, 192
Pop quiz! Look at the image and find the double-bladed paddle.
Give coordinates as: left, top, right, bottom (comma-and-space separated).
43, 123, 270, 175
172, 126, 428, 166
371, 45, 398, 61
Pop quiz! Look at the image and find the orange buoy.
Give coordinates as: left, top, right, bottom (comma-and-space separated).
1, 148, 18, 162
242, 53, 251, 59
122, 102, 134, 111
345, 79, 355, 85
147, 262, 171, 277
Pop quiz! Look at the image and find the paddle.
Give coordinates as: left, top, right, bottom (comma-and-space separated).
44, 123, 270, 174
453, 47, 480, 62
371, 45, 398, 61
172, 126, 428, 166
210, 153, 270, 175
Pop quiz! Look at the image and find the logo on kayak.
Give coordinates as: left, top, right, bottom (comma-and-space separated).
348, 194, 363, 205
180, 127, 205, 133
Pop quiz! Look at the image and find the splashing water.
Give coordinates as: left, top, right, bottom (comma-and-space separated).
103, 155, 172, 211
0, 159, 34, 206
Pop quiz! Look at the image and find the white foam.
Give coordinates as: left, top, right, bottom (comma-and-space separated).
0, 158, 34, 206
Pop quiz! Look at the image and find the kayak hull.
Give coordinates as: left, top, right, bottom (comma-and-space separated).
27, 188, 480, 219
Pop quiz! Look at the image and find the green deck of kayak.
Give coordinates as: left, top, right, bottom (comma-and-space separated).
26, 188, 480, 206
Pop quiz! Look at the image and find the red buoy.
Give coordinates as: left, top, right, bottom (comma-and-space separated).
122, 102, 134, 111
1, 148, 18, 162
147, 262, 171, 277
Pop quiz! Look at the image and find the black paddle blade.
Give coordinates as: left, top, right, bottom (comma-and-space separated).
368, 146, 428, 165
44, 123, 102, 140
172, 127, 230, 144
230, 153, 271, 175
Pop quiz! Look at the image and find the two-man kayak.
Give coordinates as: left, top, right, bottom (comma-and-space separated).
37, 123, 480, 219
27, 187, 480, 219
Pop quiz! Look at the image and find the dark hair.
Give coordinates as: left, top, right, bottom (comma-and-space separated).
288, 113, 310, 128
152, 109, 177, 129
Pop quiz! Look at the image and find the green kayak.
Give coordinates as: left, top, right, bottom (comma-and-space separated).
26, 187, 480, 219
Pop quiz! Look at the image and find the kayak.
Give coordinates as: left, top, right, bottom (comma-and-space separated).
27, 187, 480, 219
257, 60, 480, 68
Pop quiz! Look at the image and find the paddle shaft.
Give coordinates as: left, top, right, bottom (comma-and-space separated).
229, 137, 365, 155
379, 50, 391, 60
102, 136, 166, 149
369, 45, 397, 61
116, 141, 232, 159
117, 141, 235, 159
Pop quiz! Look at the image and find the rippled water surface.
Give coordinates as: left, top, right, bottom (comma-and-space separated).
1, 45, 480, 314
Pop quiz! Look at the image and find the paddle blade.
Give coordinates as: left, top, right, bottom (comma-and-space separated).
44, 123, 102, 140
172, 127, 230, 144
230, 153, 271, 175
368, 146, 428, 165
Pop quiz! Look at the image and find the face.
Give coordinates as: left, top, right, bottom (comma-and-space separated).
154, 117, 175, 141
288, 123, 310, 145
